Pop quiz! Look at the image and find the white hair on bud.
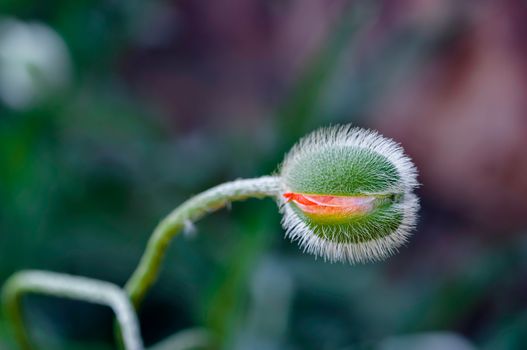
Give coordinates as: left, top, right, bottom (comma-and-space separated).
279, 124, 419, 263
280, 192, 419, 263
282, 124, 418, 194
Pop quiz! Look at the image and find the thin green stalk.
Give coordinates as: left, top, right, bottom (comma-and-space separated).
1, 270, 144, 350
124, 176, 282, 309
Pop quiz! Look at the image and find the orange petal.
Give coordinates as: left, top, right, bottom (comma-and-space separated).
283, 192, 376, 218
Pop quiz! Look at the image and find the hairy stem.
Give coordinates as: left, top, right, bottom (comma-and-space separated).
124, 176, 282, 309
1, 270, 144, 350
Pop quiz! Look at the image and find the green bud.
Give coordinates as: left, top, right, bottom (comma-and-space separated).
279, 125, 419, 263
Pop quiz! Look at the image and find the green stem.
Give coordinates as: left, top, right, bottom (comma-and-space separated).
124, 176, 282, 309
1, 270, 144, 350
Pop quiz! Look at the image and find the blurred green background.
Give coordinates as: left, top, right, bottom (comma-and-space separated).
1, 0, 527, 349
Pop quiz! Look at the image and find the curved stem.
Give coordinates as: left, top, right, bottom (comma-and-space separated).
1, 270, 144, 350
124, 176, 282, 309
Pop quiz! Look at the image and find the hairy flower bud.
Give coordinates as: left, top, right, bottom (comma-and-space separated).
279, 125, 419, 263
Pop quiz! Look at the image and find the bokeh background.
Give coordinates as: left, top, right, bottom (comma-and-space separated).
1, 0, 527, 349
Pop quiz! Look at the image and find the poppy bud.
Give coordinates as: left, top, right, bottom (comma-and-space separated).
280, 125, 419, 263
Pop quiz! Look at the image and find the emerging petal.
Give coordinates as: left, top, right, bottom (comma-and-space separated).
283, 192, 377, 222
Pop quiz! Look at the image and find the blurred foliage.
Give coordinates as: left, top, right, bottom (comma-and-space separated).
1, 0, 527, 349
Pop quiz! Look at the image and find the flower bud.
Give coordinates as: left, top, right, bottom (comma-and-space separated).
279, 125, 419, 263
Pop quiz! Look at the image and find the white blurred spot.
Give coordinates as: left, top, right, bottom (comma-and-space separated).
183, 219, 197, 238
0, 18, 71, 110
